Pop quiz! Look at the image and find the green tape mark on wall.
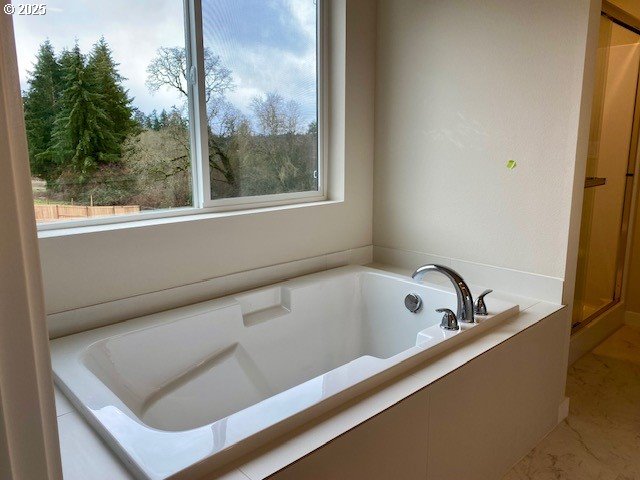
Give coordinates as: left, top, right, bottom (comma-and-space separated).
506, 159, 517, 170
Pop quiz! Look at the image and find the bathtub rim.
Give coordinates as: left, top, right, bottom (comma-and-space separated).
50, 265, 519, 479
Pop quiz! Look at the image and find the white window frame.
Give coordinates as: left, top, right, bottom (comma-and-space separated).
37, 0, 327, 232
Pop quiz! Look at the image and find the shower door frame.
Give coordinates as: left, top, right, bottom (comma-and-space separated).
572, 2, 640, 333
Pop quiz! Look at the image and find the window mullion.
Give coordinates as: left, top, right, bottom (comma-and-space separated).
185, 0, 211, 208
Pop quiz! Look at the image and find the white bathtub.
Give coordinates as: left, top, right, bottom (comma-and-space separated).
51, 265, 518, 479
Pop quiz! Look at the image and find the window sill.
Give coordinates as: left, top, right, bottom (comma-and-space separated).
37, 197, 339, 239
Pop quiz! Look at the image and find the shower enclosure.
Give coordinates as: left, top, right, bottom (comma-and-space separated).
573, 3, 640, 331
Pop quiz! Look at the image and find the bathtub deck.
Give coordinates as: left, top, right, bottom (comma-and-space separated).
55, 282, 556, 480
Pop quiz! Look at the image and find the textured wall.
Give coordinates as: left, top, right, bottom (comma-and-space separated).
374, 0, 593, 279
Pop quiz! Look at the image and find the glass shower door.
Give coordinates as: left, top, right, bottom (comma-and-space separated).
573, 16, 640, 330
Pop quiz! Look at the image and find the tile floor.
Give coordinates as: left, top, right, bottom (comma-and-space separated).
504, 325, 640, 479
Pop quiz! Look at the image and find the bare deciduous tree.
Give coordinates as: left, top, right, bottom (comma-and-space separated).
251, 92, 302, 135
146, 46, 234, 108
145, 50, 315, 201
146, 46, 240, 194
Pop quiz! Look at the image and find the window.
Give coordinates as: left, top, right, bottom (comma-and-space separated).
13, 0, 322, 228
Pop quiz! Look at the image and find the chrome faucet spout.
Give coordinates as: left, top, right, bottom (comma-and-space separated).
411, 264, 475, 324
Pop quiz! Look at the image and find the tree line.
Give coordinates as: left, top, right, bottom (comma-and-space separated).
23, 39, 318, 208
24, 39, 136, 185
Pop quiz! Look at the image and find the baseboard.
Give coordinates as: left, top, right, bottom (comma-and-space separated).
625, 311, 640, 327
372, 246, 564, 303
568, 303, 625, 365
47, 245, 373, 339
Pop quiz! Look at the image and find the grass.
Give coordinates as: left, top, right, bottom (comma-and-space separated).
32, 198, 74, 205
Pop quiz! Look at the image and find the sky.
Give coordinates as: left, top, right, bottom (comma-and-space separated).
13, 0, 317, 125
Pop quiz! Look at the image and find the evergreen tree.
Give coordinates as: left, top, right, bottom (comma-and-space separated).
159, 109, 169, 129
148, 109, 160, 130
49, 43, 119, 182
23, 40, 62, 182
307, 120, 317, 136
132, 108, 148, 129
87, 38, 136, 144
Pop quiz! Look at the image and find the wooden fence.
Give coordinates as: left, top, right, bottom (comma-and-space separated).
34, 204, 140, 222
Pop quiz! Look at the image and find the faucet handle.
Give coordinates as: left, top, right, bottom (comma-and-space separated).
474, 289, 493, 316
436, 308, 459, 331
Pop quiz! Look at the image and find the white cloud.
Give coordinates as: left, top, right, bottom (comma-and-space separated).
204, 0, 318, 124
13, 0, 185, 113
282, 0, 316, 41
13, 0, 319, 122
227, 44, 316, 119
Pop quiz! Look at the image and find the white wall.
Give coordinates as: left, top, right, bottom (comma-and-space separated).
37, 0, 376, 314
374, 0, 594, 280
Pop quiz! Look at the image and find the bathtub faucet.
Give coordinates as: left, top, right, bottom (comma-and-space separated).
411, 264, 475, 324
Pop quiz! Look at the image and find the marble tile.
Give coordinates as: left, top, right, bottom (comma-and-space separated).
372, 246, 452, 271
325, 250, 349, 269
503, 325, 640, 479
268, 389, 430, 480
49, 249, 352, 338
427, 306, 567, 480
58, 412, 134, 480
348, 245, 373, 265
371, 245, 564, 303
449, 257, 564, 304
54, 386, 74, 417
368, 261, 541, 311
237, 373, 429, 480
592, 325, 640, 365
215, 470, 252, 480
